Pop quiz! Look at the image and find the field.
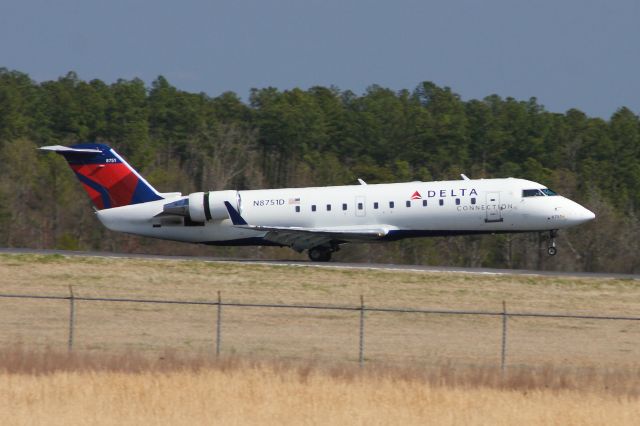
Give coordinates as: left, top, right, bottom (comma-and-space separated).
1, 253, 640, 424
1, 253, 639, 368
1, 365, 639, 425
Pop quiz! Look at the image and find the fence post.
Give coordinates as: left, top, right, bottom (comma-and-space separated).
216, 291, 222, 357
359, 295, 365, 368
68, 285, 75, 352
501, 300, 507, 374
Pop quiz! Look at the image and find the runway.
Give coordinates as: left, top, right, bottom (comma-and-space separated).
1, 247, 638, 280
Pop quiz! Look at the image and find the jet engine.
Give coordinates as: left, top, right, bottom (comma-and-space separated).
160, 190, 240, 223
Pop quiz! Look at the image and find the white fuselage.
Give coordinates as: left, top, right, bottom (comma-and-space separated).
96, 177, 595, 246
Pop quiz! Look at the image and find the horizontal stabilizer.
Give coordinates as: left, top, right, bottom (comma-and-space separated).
39, 145, 102, 154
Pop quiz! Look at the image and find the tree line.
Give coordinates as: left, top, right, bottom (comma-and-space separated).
0, 68, 638, 272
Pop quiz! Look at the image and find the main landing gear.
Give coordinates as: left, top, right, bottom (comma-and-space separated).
308, 245, 338, 262
547, 230, 558, 256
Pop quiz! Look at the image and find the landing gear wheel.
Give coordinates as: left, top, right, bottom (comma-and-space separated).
308, 246, 332, 262
547, 229, 558, 256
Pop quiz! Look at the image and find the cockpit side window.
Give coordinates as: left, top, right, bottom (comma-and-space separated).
541, 188, 558, 196
522, 189, 544, 197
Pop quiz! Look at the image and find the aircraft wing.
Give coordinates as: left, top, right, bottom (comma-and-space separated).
224, 202, 394, 252
246, 224, 392, 252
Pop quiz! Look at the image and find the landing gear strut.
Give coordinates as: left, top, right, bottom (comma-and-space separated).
308, 245, 337, 262
547, 230, 558, 256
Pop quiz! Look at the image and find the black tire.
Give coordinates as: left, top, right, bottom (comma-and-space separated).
308, 247, 331, 262
547, 246, 557, 256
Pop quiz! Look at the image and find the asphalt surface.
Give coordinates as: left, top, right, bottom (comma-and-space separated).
1, 247, 638, 280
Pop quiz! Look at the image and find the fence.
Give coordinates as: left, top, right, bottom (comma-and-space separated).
1, 288, 640, 369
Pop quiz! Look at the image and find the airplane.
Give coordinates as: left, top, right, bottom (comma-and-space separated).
40, 143, 595, 262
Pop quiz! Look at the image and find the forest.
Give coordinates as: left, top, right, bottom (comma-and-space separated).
0, 68, 638, 272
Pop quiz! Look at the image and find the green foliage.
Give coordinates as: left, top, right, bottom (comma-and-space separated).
55, 233, 80, 251
0, 70, 639, 272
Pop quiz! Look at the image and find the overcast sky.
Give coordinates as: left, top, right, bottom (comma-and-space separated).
1, 0, 638, 118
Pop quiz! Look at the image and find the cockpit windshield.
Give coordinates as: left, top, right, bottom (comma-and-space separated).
522, 189, 544, 197
522, 188, 558, 197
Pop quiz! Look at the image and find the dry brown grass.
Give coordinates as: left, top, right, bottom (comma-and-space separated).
3, 255, 639, 424
1, 254, 640, 368
1, 348, 639, 426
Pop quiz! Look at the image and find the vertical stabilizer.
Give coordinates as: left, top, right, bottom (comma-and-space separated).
40, 143, 163, 209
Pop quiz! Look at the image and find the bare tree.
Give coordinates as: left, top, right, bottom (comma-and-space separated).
187, 123, 262, 191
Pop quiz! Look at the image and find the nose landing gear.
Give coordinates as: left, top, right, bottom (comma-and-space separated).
547, 230, 558, 256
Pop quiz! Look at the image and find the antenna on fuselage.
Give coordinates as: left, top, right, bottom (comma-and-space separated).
460, 174, 470, 181
357, 178, 367, 185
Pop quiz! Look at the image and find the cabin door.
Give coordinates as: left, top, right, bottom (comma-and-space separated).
485, 191, 503, 223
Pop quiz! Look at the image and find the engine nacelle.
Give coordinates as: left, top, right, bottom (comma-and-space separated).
187, 190, 240, 222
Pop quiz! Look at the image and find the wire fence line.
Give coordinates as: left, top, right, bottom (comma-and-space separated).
1, 289, 639, 370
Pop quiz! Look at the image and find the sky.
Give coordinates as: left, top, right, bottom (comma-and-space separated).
1, 0, 638, 118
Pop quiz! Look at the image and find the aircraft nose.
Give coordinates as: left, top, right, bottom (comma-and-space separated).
570, 204, 595, 224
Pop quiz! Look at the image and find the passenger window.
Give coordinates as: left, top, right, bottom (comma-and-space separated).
471, 198, 476, 205
311, 205, 316, 212
406, 200, 411, 207
455, 198, 460, 205
357, 202, 363, 210
326, 204, 331, 211
422, 200, 427, 207
295, 206, 300, 213
342, 203, 347, 211
439, 199, 444, 206
389, 201, 395, 208
373, 202, 379, 209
